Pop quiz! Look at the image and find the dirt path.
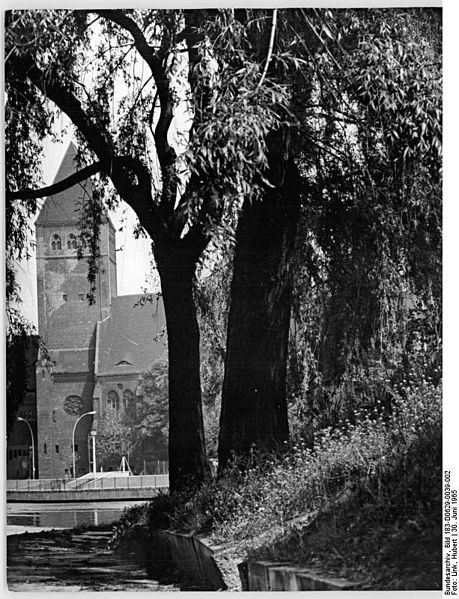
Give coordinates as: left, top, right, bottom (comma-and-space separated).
7, 528, 184, 592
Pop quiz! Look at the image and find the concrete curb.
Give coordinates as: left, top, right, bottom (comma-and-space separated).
134, 529, 232, 590
133, 528, 362, 591
160, 531, 227, 590
240, 559, 363, 591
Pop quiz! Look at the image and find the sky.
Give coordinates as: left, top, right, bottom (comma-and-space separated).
15, 132, 158, 327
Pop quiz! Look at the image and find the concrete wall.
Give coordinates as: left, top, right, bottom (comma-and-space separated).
7, 486, 167, 503
145, 531, 228, 591
137, 531, 362, 592
240, 560, 361, 591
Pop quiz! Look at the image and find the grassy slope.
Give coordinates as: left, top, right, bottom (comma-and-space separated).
250, 428, 442, 590
114, 380, 442, 590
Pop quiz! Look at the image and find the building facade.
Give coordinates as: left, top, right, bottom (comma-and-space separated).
7, 143, 167, 479
6, 336, 39, 479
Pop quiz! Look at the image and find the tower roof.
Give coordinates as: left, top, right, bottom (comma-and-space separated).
36, 142, 115, 230
36, 142, 89, 226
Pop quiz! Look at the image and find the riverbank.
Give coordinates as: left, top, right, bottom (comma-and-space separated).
6, 525, 65, 536
6, 527, 202, 591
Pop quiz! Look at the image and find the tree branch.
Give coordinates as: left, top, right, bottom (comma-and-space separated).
95, 10, 176, 169
7, 156, 153, 203
257, 9, 278, 90
23, 58, 114, 163
7, 161, 105, 201
94, 9, 180, 229
17, 54, 161, 233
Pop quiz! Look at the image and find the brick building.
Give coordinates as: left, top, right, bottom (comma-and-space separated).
6, 336, 39, 479
7, 143, 167, 479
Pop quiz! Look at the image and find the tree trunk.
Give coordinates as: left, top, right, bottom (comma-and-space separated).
155, 237, 209, 493
218, 146, 300, 469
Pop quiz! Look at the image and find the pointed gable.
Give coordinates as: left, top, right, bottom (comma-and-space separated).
36, 141, 89, 226
36, 141, 117, 234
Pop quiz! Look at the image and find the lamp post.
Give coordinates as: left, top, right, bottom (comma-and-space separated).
72, 410, 96, 479
90, 430, 97, 483
17, 417, 35, 480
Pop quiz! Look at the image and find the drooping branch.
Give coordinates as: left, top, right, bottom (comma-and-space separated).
93, 9, 180, 229
23, 60, 114, 164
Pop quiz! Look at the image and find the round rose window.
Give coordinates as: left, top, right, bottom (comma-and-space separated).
63, 395, 84, 416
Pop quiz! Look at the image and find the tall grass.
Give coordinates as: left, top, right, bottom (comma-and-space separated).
158, 380, 440, 543
114, 379, 441, 587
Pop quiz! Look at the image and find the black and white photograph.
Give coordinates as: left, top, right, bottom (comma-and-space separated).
4, 2, 447, 594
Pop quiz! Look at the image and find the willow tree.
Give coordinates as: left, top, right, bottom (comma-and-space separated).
5, 9, 291, 491
7, 8, 440, 486
219, 7, 441, 460
279, 8, 442, 434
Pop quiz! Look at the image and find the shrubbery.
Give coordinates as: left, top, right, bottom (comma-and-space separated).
115, 377, 441, 586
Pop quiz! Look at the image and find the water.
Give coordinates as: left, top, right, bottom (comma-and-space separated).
7, 500, 148, 529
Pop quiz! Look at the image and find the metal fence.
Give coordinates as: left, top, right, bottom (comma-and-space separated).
7, 474, 169, 492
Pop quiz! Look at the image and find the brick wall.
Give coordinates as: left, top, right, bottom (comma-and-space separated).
36, 368, 95, 478
35, 217, 114, 479
36, 222, 113, 349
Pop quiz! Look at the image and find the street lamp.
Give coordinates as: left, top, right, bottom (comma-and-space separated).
17, 417, 35, 479
90, 430, 97, 482
72, 410, 96, 479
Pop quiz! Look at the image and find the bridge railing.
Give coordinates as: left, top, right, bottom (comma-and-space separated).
6, 474, 169, 492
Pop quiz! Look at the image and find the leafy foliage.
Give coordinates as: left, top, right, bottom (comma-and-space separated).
5, 10, 88, 322
6, 334, 39, 434
284, 8, 442, 434
136, 361, 169, 450
5, 8, 441, 491
95, 407, 137, 471
195, 236, 234, 459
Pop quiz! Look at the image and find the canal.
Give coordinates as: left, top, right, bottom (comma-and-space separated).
7, 500, 146, 531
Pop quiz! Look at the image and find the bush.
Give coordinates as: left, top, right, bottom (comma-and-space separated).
193, 380, 440, 545
114, 379, 441, 588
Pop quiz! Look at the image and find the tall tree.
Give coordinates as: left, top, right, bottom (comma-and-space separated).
219, 7, 441, 461
5, 9, 291, 491
6, 9, 208, 491
216, 9, 306, 467
218, 129, 300, 466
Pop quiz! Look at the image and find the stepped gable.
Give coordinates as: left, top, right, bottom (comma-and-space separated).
96, 293, 167, 376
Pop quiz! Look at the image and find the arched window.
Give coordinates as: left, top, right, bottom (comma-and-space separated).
66, 233, 77, 249
50, 234, 61, 251
123, 389, 136, 420
106, 390, 120, 412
